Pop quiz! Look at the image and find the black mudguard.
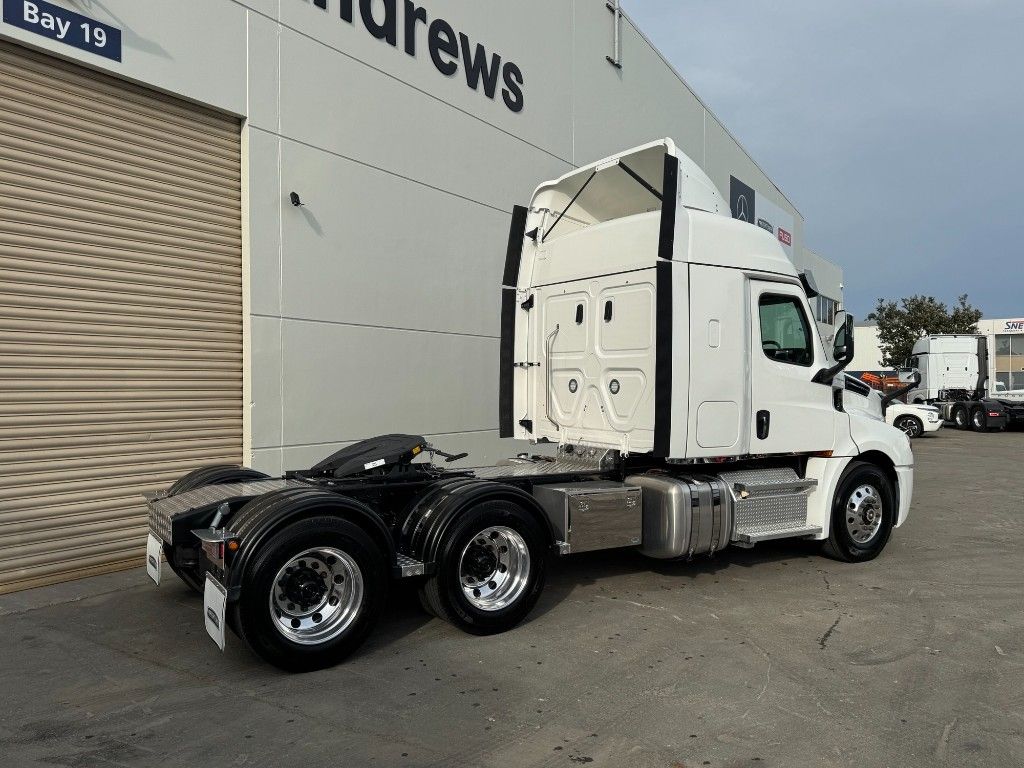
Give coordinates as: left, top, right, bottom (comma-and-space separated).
400, 478, 555, 566
224, 488, 395, 600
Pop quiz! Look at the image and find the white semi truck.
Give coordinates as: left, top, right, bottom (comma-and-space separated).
902, 334, 1024, 431
144, 140, 913, 671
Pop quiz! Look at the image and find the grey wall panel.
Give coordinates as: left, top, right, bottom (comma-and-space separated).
277, 30, 570, 215
278, 0, 574, 162
238, 0, 277, 19
247, 12, 281, 132
278, 319, 499, 447
278, 137, 521, 337
246, 128, 283, 317
250, 315, 283, 452
250, 447, 284, 477
571, 2, 705, 168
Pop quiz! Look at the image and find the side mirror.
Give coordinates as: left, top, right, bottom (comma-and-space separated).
897, 367, 917, 384
813, 313, 855, 384
831, 311, 853, 365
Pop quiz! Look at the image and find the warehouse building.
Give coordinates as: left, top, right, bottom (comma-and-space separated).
0, 0, 842, 591
853, 318, 1024, 391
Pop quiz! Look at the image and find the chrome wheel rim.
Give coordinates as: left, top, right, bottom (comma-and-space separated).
845, 484, 883, 544
899, 418, 920, 438
972, 411, 984, 428
459, 526, 530, 612
955, 409, 966, 426
269, 547, 363, 645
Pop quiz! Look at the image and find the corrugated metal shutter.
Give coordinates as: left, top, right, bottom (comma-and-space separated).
0, 40, 243, 593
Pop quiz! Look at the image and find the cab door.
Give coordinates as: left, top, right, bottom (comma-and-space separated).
748, 281, 836, 453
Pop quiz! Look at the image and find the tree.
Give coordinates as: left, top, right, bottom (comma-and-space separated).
867, 295, 982, 369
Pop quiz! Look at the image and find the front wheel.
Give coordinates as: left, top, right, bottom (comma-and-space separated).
822, 462, 895, 563
894, 415, 923, 439
419, 501, 547, 635
231, 516, 388, 672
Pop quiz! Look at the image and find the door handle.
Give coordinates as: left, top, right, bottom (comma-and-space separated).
545, 324, 560, 431
756, 410, 770, 440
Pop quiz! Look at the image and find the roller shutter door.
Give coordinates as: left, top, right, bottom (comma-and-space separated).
0, 40, 243, 593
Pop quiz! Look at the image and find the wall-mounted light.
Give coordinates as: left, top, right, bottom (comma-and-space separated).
289, 192, 303, 207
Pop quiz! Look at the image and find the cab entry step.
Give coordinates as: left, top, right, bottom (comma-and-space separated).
720, 468, 819, 543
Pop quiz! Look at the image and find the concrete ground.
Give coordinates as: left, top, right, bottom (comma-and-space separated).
2, 429, 1022, 768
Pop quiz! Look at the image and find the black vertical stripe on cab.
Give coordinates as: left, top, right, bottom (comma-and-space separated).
657, 154, 679, 262
654, 260, 673, 457
653, 152, 679, 456
502, 205, 529, 287
498, 287, 517, 438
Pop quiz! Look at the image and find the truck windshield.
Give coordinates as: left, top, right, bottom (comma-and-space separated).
759, 295, 813, 367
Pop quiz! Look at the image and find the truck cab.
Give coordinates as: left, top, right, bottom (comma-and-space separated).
903, 334, 982, 404
502, 139, 901, 466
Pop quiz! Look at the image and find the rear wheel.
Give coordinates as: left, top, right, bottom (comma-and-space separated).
971, 407, 987, 432
231, 516, 387, 672
822, 462, 895, 563
951, 405, 969, 429
420, 501, 546, 635
893, 415, 923, 439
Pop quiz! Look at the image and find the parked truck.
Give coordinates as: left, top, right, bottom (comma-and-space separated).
902, 334, 1024, 431
144, 139, 913, 671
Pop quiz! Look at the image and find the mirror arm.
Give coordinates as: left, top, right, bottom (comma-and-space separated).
881, 370, 922, 413
812, 357, 851, 385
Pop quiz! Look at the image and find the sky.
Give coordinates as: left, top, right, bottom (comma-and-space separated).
624, 0, 1024, 320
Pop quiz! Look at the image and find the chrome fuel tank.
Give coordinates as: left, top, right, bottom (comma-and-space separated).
625, 474, 732, 559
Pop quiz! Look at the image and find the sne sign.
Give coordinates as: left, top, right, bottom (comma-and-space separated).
2, 0, 121, 61
1003, 320, 1024, 333
305, 0, 525, 113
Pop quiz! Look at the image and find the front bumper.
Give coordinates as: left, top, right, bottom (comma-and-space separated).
922, 417, 943, 433
895, 465, 914, 528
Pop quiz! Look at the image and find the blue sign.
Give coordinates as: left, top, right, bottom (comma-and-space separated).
3, 0, 121, 62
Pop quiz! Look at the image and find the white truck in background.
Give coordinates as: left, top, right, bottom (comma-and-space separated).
902, 334, 1024, 431
143, 139, 913, 671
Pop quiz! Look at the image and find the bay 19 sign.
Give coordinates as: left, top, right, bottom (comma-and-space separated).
2, 0, 122, 61
305, 0, 525, 113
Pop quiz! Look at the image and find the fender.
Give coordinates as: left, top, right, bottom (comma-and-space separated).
401, 478, 555, 565
225, 488, 395, 598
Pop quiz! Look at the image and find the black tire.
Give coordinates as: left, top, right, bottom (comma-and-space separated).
894, 415, 923, 439
419, 500, 547, 635
168, 465, 269, 496
822, 461, 895, 563
230, 516, 388, 672
951, 405, 969, 430
970, 408, 987, 432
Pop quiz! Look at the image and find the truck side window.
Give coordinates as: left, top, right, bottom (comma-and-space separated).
758, 294, 813, 367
